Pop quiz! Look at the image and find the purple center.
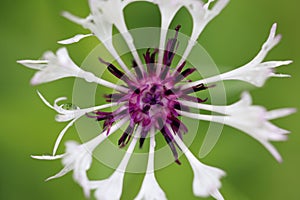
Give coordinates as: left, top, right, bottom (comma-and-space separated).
88, 25, 211, 164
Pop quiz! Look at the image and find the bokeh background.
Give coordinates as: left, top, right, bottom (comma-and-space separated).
1, 0, 299, 199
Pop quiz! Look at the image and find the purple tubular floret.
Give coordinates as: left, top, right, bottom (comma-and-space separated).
174, 68, 196, 83
132, 60, 143, 79
91, 25, 211, 163
160, 125, 181, 165
118, 124, 135, 147
139, 130, 149, 148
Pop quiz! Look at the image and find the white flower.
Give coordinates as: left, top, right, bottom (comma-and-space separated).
37, 91, 120, 155
61, 0, 144, 77
21, 0, 295, 199
183, 23, 292, 89
33, 141, 93, 197
134, 173, 167, 200
18, 47, 88, 84
18, 47, 128, 92
92, 171, 124, 200
92, 126, 142, 200
171, 129, 225, 200
134, 131, 167, 200
58, 33, 94, 44
37, 91, 119, 123
175, 0, 229, 71
178, 91, 296, 162
32, 118, 129, 197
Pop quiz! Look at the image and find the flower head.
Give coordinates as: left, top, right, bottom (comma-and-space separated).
19, 0, 295, 200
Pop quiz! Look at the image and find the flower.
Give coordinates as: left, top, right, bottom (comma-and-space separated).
171, 130, 225, 200
18, 47, 128, 93
32, 117, 129, 198
183, 23, 292, 89
86, 126, 141, 200
36, 91, 120, 155
134, 130, 167, 200
178, 91, 296, 162
19, 0, 295, 200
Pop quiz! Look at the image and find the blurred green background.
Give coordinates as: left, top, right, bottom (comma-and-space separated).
1, 0, 299, 199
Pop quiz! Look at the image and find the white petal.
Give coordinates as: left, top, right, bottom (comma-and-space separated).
17, 60, 48, 70
94, 127, 141, 200
134, 173, 167, 200
37, 91, 56, 110
154, 0, 184, 69
178, 91, 295, 162
30, 47, 81, 85
259, 140, 283, 163
134, 133, 167, 200
52, 118, 77, 156
172, 133, 225, 199
21, 47, 126, 91
31, 154, 64, 160
174, 0, 229, 72
220, 60, 292, 87
63, 141, 93, 197
62, 11, 94, 28
58, 34, 94, 44
182, 24, 292, 89
266, 108, 297, 120
46, 164, 73, 181
94, 171, 124, 200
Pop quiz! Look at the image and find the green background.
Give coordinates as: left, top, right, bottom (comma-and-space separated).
1, 0, 299, 199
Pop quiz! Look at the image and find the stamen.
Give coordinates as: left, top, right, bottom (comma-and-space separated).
99, 58, 131, 83
181, 83, 214, 94
139, 129, 149, 149
176, 61, 187, 73
116, 126, 141, 172
143, 49, 155, 75
118, 123, 135, 147
103, 42, 136, 80
157, 25, 182, 75
132, 60, 143, 79
174, 68, 196, 83
180, 94, 208, 103
160, 25, 181, 79
160, 125, 181, 165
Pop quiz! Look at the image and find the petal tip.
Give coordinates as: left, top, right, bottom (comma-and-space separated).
30, 77, 40, 85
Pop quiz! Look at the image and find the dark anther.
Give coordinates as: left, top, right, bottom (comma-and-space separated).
160, 126, 181, 165
118, 125, 134, 147
134, 88, 140, 94
176, 61, 186, 73
142, 104, 151, 113
139, 130, 149, 149
181, 68, 196, 78
182, 83, 210, 94
150, 49, 158, 63
175, 25, 181, 31
173, 102, 189, 111
173, 102, 181, 110
174, 68, 196, 83
197, 97, 208, 103
132, 60, 143, 79
175, 159, 182, 165
99, 57, 130, 82
139, 137, 146, 149
164, 89, 175, 96
150, 97, 157, 105
150, 84, 157, 93
144, 49, 155, 74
